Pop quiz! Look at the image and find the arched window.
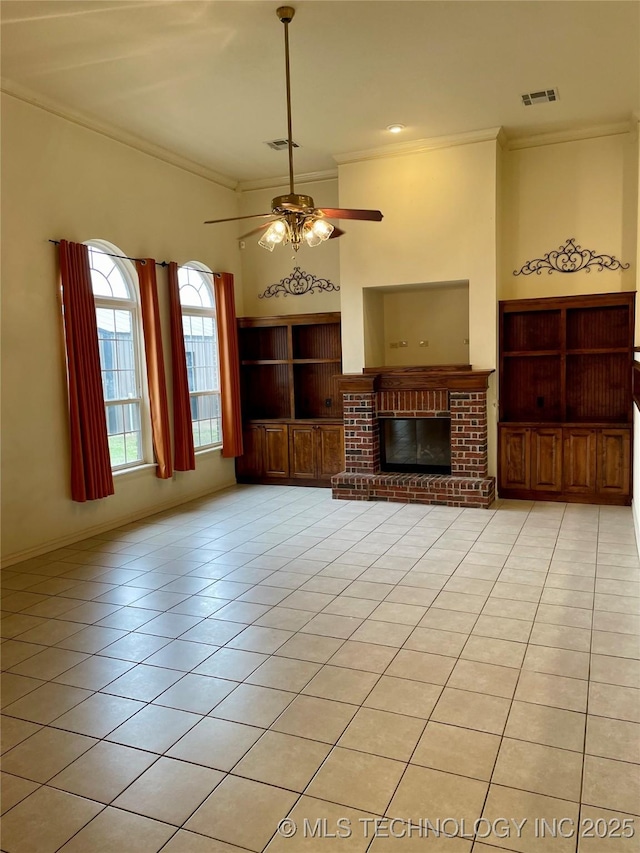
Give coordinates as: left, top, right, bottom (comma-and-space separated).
86, 241, 147, 469
178, 263, 222, 448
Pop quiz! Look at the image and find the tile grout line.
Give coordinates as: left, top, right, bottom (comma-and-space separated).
2, 492, 639, 852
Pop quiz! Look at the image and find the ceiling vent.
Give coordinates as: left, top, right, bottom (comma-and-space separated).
265, 139, 300, 150
521, 88, 559, 106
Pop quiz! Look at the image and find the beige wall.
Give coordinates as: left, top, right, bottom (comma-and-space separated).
1, 93, 243, 564
338, 140, 498, 371
363, 284, 470, 368
338, 139, 499, 474
363, 289, 385, 368
501, 132, 638, 300
238, 177, 340, 317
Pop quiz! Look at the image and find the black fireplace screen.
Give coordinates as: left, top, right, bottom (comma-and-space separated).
380, 417, 451, 474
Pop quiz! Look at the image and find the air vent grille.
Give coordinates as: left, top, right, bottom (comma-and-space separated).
521, 88, 559, 106
265, 139, 300, 150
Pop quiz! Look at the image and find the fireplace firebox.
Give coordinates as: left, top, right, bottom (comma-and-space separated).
380, 417, 451, 474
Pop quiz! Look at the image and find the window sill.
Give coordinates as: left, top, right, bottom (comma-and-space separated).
195, 444, 223, 456
113, 462, 157, 480
112, 447, 224, 482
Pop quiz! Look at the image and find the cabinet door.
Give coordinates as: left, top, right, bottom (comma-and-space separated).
563, 428, 597, 494
597, 429, 631, 497
263, 425, 289, 478
316, 424, 344, 480
499, 427, 531, 490
289, 425, 316, 479
235, 424, 264, 478
530, 428, 563, 492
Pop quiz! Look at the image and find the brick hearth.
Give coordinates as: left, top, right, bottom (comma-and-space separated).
332, 367, 495, 508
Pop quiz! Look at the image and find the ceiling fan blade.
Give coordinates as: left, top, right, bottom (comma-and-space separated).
317, 207, 384, 222
239, 222, 274, 239
328, 227, 345, 239
204, 213, 273, 225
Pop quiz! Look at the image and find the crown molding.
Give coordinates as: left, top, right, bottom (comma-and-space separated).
1, 79, 239, 191
238, 169, 339, 193
506, 121, 633, 151
334, 127, 503, 165
496, 127, 509, 151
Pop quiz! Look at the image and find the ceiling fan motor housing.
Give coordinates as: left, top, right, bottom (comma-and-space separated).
272, 193, 315, 213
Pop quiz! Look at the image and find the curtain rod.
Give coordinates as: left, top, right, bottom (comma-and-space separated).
48, 240, 221, 276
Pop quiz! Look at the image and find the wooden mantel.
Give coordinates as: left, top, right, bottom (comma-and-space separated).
337, 366, 494, 393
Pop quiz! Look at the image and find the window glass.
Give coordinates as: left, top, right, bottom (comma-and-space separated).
178, 264, 222, 449
87, 242, 145, 469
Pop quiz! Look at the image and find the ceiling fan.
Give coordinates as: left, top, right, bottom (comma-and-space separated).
204, 5, 383, 252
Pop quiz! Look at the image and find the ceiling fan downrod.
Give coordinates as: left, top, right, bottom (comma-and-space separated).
274, 6, 313, 214
203, 6, 382, 247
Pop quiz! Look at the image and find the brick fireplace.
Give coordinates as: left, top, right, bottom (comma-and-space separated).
331, 366, 495, 508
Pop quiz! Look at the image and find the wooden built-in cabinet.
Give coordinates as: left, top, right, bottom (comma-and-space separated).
235, 313, 345, 486
499, 425, 630, 500
499, 292, 634, 505
289, 423, 344, 481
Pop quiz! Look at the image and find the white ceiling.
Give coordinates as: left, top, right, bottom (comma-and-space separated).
2, 1, 638, 184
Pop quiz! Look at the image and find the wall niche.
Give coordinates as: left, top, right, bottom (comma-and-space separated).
363, 281, 470, 368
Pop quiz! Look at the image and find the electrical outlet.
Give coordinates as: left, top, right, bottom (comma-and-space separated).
239, 240, 246, 250
463, 338, 469, 345
399, 341, 408, 348
419, 340, 429, 347
390, 342, 399, 349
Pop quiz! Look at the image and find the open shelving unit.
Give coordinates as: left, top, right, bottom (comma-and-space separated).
236, 312, 344, 486
499, 292, 635, 504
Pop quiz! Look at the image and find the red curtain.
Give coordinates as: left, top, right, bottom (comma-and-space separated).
167, 262, 196, 471
136, 259, 173, 479
59, 241, 114, 502
214, 272, 243, 457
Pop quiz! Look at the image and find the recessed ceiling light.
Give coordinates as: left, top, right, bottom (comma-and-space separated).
386, 124, 405, 134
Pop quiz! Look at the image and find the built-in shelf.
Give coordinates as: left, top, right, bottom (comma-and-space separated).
236, 313, 345, 489
292, 358, 342, 365
499, 291, 634, 506
502, 350, 561, 358
241, 359, 289, 366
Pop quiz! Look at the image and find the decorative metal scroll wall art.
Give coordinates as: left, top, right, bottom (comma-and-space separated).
259, 266, 340, 298
514, 238, 630, 276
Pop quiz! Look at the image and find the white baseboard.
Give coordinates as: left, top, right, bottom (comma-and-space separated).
1, 478, 237, 568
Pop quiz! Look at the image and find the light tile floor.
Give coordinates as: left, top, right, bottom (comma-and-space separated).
1, 486, 640, 853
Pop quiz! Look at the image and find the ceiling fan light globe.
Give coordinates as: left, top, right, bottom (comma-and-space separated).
311, 219, 334, 240
258, 237, 276, 252
258, 219, 288, 251
304, 229, 322, 248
